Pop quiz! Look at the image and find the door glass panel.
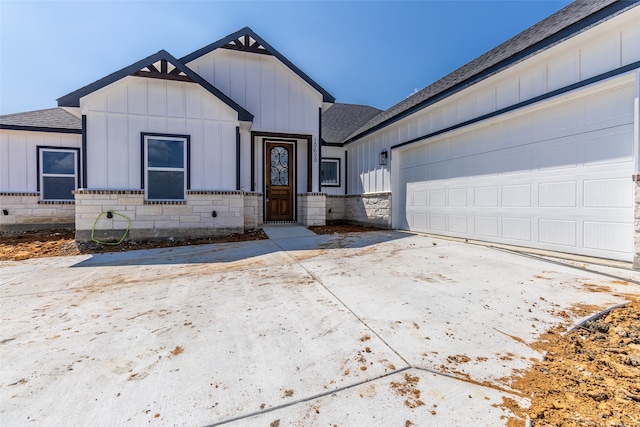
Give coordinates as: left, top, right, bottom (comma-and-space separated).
270, 146, 289, 186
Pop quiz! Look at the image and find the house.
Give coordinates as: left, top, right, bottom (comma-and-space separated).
1, 0, 640, 267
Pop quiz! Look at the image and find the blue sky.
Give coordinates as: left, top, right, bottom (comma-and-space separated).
0, 0, 572, 115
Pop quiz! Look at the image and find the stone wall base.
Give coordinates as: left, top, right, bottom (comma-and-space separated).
74, 190, 258, 243
298, 193, 326, 226
0, 193, 76, 231
76, 227, 242, 243
327, 192, 391, 229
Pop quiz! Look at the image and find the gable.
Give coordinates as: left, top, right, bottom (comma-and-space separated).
181, 27, 335, 104
57, 50, 253, 122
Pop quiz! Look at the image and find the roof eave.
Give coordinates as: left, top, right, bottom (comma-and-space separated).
0, 124, 82, 134
343, 0, 638, 145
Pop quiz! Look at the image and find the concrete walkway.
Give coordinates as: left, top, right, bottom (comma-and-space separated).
1, 230, 638, 426
261, 224, 317, 240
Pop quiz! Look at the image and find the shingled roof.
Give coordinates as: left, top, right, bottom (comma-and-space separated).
0, 108, 82, 133
321, 103, 382, 144
343, 0, 637, 144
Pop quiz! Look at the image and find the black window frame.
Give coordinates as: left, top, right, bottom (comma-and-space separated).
141, 133, 190, 201
37, 146, 80, 201
320, 157, 341, 187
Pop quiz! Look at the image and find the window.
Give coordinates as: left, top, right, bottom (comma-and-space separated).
39, 148, 79, 201
321, 158, 340, 186
143, 135, 189, 201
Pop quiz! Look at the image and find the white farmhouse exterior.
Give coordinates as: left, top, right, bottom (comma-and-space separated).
1, 0, 640, 266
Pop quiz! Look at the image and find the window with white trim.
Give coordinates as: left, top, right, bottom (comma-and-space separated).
320, 158, 340, 186
143, 135, 188, 201
39, 148, 78, 201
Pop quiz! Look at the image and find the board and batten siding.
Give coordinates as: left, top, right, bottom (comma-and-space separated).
187, 50, 323, 135
346, 7, 640, 195
394, 76, 635, 261
0, 130, 81, 192
82, 76, 239, 191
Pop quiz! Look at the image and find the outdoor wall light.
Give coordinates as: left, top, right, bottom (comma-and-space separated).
212, 211, 217, 218
2, 209, 8, 216
379, 149, 388, 166
106, 211, 113, 219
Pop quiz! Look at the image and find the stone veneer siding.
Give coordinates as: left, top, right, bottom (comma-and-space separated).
297, 193, 326, 226
74, 190, 248, 242
0, 192, 75, 231
325, 195, 346, 224
347, 192, 391, 228
243, 192, 263, 230
325, 192, 391, 229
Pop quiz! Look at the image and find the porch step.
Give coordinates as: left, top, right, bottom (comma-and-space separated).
263, 220, 297, 224
261, 224, 316, 240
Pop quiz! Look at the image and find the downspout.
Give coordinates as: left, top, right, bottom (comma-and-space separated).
633, 70, 640, 269
81, 115, 87, 188
318, 107, 322, 193
236, 126, 241, 191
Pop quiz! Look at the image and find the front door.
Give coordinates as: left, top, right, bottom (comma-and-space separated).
265, 141, 294, 221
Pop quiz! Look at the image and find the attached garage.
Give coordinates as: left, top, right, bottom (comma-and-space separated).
394, 76, 635, 262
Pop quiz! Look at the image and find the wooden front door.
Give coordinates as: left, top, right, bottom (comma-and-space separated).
265, 141, 294, 221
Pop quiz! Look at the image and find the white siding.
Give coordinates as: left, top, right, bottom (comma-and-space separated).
347, 8, 640, 195
0, 130, 81, 192
82, 76, 239, 191
187, 50, 322, 136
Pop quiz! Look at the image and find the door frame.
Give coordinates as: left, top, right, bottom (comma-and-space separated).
251, 131, 313, 223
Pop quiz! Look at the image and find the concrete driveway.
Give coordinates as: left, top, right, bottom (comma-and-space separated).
1, 228, 638, 426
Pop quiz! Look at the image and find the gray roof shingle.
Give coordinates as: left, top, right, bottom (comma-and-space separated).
344, 0, 636, 144
322, 103, 382, 144
0, 108, 82, 132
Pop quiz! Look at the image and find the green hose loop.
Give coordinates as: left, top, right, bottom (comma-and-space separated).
91, 211, 131, 245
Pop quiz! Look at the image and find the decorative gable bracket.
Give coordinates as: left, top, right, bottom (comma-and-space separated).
130, 59, 195, 83
221, 34, 271, 55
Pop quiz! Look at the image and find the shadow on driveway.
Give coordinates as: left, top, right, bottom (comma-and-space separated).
69, 230, 410, 268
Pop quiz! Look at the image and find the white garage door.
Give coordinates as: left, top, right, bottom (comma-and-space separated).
395, 82, 635, 262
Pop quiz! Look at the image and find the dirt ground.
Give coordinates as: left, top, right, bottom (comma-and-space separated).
0, 223, 381, 261
507, 298, 640, 427
1, 224, 638, 426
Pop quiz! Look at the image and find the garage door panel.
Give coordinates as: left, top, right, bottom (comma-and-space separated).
538, 141, 578, 171
474, 186, 499, 207
448, 188, 467, 206
502, 217, 532, 242
430, 214, 447, 231
584, 127, 633, 165
502, 184, 531, 207
538, 181, 577, 207
448, 215, 468, 233
413, 213, 427, 229
539, 219, 577, 247
583, 222, 633, 253
475, 216, 499, 237
583, 178, 632, 207
429, 189, 446, 206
